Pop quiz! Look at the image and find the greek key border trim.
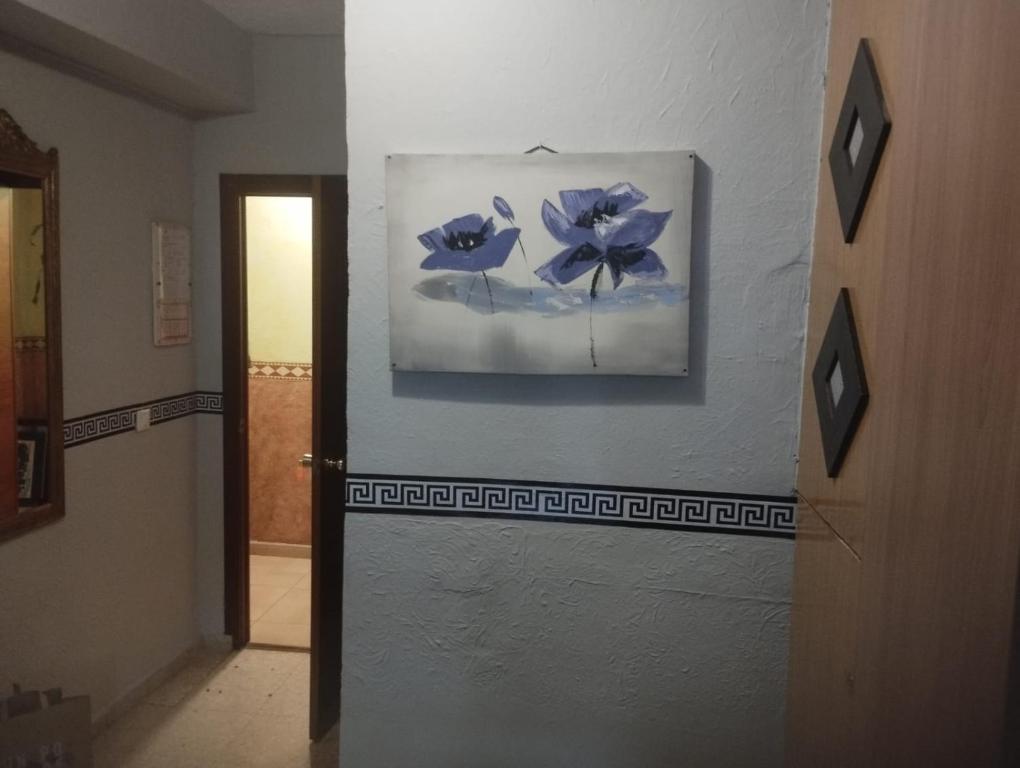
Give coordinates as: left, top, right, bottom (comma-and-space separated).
346, 474, 796, 538
63, 390, 223, 448
61, 395, 796, 537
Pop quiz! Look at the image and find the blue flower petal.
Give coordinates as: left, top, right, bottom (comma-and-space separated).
420, 227, 520, 272
596, 209, 672, 249
492, 196, 515, 221
541, 199, 575, 244
534, 243, 602, 286
542, 199, 602, 249
467, 226, 518, 270
417, 229, 444, 251
604, 247, 668, 288
619, 248, 667, 280
558, 188, 605, 222
443, 213, 487, 236
601, 182, 648, 214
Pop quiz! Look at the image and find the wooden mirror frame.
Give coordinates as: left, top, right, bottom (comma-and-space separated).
0, 109, 64, 542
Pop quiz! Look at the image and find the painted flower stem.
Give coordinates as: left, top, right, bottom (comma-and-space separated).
482, 270, 495, 314
515, 233, 534, 298
492, 198, 533, 300
465, 274, 480, 307
589, 262, 605, 368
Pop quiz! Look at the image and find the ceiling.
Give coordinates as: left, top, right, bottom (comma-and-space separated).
202, 0, 342, 35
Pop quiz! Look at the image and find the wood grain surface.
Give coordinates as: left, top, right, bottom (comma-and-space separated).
789, 2, 1020, 765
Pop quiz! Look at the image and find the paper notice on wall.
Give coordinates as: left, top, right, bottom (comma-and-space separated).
152, 221, 192, 346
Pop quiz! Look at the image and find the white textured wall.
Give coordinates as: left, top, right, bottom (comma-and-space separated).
345, 516, 793, 767
344, 1, 829, 765
192, 34, 346, 634
0, 49, 196, 719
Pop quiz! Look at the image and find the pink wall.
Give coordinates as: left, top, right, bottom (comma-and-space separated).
247, 362, 311, 545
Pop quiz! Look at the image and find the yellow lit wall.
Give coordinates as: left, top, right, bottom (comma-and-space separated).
244, 196, 312, 363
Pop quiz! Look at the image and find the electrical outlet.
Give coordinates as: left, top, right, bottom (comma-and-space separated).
135, 408, 151, 431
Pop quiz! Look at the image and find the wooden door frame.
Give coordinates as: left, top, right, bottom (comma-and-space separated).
220, 174, 315, 648
219, 174, 348, 741
309, 174, 348, 739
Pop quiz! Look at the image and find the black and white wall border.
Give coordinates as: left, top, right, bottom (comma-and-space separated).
347, 474, 795, 539
62, 393, 795, 537
63, 390, 223, 448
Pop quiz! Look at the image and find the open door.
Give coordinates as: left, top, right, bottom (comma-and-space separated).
309, 175, 347, 740
220, 174, 347, 742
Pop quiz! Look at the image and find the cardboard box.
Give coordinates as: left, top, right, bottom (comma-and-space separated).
0, 688, 92, 768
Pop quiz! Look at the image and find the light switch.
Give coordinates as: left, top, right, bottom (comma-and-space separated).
135, 408, 152, 431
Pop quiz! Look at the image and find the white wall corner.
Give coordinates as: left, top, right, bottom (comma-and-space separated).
0, 0, 255, 116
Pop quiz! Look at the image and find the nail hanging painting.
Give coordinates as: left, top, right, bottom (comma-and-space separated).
386, 151, 694, 376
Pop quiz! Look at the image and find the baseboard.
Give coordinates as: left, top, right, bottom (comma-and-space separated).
250, 540, 312, 559
201, 633, 234, 653
90, 637, 229, 734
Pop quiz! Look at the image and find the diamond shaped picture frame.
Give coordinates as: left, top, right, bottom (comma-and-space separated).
829, 39, 891, 243
812, 289, 869, 477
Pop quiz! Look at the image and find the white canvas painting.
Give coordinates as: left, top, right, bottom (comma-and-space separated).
386, 151, 694, 376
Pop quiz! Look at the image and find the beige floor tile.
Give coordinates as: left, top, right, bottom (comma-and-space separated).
227, 648, 304, 676
259, 588, 311, 625
250, 583, 289, 621
188, 661, 287, 715
148, 706, 253, 760
294, 572, 312, 589
95, 704, 254, 768
93, 648, 317, 768
251, 567, 307, 588
251, 554, 311, 575
144, 652, 230, 707
251, 621, 311, 649
290, 651, 310, 675
101, 702, 174, 735
250, 554, 284, 570
278, 558, 312, 575
260, 669, 310, 717
220, 713, 325, 768
92, 703, 176, 767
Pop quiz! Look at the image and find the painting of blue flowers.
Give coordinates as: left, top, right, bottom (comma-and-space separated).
386, 152, 694, 375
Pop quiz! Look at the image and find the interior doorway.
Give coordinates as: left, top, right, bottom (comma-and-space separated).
245, 194, 314, 649
220, 174, 347, 741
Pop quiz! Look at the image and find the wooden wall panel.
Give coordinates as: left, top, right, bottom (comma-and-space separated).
795, 2, 906, 557
791, 2, 1020, 764
853, 3, 1020, 763
786, 502, 861, 768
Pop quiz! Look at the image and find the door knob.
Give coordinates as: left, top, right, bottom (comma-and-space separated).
298, 454, 344, 472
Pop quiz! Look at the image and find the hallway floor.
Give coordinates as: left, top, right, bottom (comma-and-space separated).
92, 647, 336, 767
250, 554, 311, 649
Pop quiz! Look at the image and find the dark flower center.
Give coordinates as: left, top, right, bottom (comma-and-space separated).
606, 245, 648, 268
443, 226, 488, 252
575, 201, 619, 229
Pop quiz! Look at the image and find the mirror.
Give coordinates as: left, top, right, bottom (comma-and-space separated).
0, 108, 64, 542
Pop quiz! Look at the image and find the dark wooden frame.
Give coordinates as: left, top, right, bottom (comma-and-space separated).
220, 173, 347, 741
828, 39, 892, 243
0, 109, 65, 543
220, 174, 314, 647
309, 175, 348, 739
811, 288, 869, 477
